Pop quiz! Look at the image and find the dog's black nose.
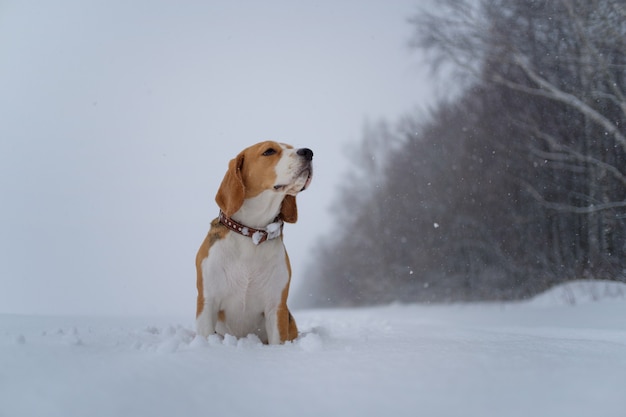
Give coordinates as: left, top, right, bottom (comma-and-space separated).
297, 148, 313, 161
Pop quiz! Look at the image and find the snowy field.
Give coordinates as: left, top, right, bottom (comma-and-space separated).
2, 280, 626, 417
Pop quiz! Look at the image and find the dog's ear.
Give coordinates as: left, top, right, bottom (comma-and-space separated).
280, 195, 298, 223
215, 153, 245, 217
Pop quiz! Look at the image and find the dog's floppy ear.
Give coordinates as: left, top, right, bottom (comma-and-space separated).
280, 195, 298, 223
215, 153, 245, 217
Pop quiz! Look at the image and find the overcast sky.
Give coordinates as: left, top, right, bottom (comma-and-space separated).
0, 0, 441, 316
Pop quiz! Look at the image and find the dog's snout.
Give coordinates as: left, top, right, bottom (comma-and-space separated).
297, 148, 313, 161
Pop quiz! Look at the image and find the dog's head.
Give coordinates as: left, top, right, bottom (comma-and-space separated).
215, 141, 313, 223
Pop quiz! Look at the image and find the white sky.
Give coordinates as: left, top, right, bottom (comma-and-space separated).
0, 0, 440, 316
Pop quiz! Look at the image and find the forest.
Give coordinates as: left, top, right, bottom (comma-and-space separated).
300, 0, 626, 307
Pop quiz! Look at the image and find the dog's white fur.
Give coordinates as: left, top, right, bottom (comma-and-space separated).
195, 141, 312, 344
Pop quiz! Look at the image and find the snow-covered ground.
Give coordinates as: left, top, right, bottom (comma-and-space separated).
2, 280, 625, 417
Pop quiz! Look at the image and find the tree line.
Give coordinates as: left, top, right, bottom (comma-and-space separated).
299, 0, 626, 307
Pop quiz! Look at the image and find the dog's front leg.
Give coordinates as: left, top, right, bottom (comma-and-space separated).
264, 307, 282, 345
196, 299, 219, 338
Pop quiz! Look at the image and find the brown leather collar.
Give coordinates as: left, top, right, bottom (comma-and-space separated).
218, 211, 283, 245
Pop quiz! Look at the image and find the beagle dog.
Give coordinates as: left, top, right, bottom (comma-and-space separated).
195, 141, 313, 344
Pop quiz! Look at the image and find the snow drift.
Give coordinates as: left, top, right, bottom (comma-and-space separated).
527, 279, 626, 306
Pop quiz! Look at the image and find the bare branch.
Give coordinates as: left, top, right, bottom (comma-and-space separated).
511, 53, 626, 152
519, 179, 626, 214
560, 0, 626, 115
521, 122, 626, 187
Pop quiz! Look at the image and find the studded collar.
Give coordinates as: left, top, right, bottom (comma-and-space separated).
218, 211, 283, 245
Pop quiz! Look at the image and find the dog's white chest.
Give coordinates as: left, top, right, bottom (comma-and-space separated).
200, 234, 289, 337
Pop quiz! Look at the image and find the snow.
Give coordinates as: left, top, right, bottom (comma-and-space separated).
2, 280, 626, 417
528, 279, 626, 307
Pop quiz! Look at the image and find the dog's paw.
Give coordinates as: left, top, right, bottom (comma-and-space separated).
195, 316, 215, 339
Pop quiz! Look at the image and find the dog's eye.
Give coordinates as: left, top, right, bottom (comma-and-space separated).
262, 148, 277, 156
